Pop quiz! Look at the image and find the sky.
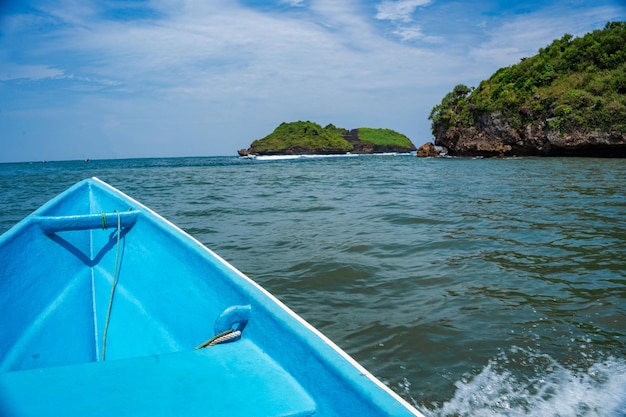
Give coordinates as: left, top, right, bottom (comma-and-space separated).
1, 0, 625, 163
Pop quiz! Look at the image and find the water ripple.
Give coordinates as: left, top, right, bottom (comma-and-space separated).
1, 155, 625, 416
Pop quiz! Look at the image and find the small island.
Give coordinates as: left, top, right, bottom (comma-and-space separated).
428, 21, 626, 157
238, 121, 416, 156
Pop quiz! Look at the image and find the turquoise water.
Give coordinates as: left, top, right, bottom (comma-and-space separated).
1, 155, 625, 416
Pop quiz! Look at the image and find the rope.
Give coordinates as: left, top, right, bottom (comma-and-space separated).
195, 329, 242, 349
101, 210, 121, 361
101, 212, 108, 229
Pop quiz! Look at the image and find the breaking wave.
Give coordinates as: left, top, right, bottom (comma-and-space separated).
422, 347, 626, 417
247, 153, 410, 161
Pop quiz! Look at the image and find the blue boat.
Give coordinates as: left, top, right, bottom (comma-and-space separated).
0, 177, 423, 416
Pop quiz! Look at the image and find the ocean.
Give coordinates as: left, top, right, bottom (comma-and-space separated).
1, 154, 625, 416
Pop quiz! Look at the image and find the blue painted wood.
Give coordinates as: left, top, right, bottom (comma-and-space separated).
0, 177, 423, 416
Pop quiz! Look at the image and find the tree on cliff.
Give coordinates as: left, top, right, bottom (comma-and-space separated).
429, 21, 626, 157
428, 84, 472, 137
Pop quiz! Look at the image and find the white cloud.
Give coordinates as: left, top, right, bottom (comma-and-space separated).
375, 0, 432, 22
394, 26, 423, 41
29, 0, 430, 102
281, 0, 305, 6
468, 5, 625, 69
1, 0, 625, 162
392, 26, 443, 43
0, 64, 64, 81
375, 0, 435, 44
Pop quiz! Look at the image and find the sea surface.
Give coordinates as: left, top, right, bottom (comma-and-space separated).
1, 154, 625, 416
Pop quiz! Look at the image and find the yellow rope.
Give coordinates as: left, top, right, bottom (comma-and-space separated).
101, 210, 121, 361
195, 329, 242, 349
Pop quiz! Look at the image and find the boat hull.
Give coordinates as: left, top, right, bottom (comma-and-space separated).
0, 177, 422, 416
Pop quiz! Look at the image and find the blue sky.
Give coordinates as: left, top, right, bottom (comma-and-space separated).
1, 0, 625, 162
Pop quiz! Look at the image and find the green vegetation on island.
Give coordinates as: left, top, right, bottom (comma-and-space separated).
429, 21, 626, 157
242, 121, 416, 156
248, 121, 352, 155
357, 128, 414, 148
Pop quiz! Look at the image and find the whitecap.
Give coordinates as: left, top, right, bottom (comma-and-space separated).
425, 348, 626, 417
251, 153, 413, 161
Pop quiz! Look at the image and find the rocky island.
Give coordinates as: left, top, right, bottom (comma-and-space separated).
238, 121, 416, 156
428, 21, 626, 157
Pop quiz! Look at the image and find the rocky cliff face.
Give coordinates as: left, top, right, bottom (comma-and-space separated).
435, 111, 626, 157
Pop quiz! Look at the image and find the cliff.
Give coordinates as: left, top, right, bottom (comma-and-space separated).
435, 112, 626, 157
242, 121, 416, 156
429, 22, 626, 157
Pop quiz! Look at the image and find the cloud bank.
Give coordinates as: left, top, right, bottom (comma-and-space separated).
0, 0, 624, 162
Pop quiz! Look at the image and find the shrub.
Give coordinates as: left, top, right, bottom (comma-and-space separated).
429, 21, 626, 136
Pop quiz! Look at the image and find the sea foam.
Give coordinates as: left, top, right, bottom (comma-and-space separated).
249, 153, 409, 161
422, 348, 626, 417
